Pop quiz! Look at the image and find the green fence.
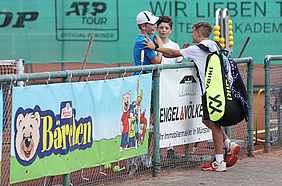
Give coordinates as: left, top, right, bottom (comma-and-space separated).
0, 58, 253, 186
264, 55, 282, 153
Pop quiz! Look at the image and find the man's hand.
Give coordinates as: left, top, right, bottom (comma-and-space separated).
145, 35, 182, 59
143, 36, 156, 50
154, 35, 163, 48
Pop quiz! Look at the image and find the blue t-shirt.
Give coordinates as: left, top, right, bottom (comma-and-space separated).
133, 34, 157, 67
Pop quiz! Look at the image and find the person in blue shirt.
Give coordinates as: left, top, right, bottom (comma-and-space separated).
133, 11, 163, 72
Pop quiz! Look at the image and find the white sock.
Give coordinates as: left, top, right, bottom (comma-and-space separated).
215, 154, 224, 163
224, 138, 231, 149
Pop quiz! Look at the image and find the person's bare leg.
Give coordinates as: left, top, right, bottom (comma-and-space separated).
202, 120, 226, 171
221, 128, 231, 149
203, 120, 224, 154
222, 128, 228, 141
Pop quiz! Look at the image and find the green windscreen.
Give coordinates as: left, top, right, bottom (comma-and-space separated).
0, 0, 281, 64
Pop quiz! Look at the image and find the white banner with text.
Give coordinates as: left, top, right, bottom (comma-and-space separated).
159, 68, 212, 148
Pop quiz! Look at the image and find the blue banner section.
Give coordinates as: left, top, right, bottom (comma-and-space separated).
10, 74, 152, 183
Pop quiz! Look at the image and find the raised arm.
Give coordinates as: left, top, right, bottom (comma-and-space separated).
156, 47, 182, 58
144, 37, 182, 58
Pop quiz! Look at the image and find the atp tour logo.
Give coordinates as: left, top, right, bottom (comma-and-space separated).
55, 0, 119, 41
178, 75, 197, 97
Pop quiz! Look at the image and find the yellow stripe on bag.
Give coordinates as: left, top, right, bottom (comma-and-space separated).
205, 54, 225, 122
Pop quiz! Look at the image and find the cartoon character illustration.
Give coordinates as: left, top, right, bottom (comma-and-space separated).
120, 92, 131, 150
128, 103, 137, 148
135, 89, 143, 146
15, 112, 40, 162
140, 111, 147, 144
120, 80, 147, 149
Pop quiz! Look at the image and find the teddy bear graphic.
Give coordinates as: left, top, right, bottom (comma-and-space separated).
15, 112, 40, 162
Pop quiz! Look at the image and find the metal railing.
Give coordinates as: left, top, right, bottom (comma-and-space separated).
0, 58, 254, 186
264, 55, 282, 153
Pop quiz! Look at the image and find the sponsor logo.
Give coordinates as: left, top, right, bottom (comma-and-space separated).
14, 101, 93, 166
178, 75, 197, 96
55, 0, 119, 41
160, 102, 203, 123
208, 95, 223, 114
226, 79, 232, 101
205, 66, 213, 89
0, 11, 38, 28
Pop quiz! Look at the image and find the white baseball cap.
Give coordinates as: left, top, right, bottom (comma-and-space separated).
136, 11, 159, 25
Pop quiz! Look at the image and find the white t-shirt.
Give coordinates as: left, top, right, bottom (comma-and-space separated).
162, 40, 183, 64
180, 39, 218, 95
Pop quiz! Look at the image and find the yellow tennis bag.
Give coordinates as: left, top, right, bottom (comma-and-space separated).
198, 44, 247, 126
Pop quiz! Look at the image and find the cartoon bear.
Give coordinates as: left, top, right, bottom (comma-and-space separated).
15, 112, 40, 162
